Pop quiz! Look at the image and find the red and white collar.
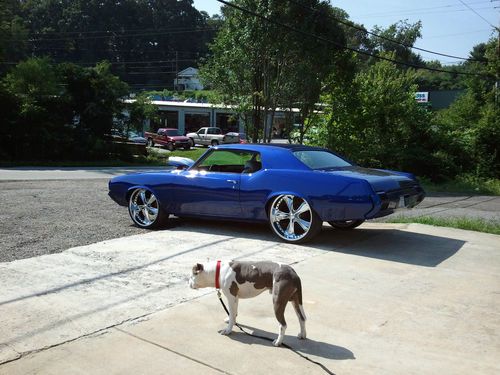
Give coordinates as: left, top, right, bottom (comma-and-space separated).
215, 260, 221, 290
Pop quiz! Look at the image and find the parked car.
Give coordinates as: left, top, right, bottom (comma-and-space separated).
110, 129, 147, 145
144, 128, 190, 150
108, 144, 425, 243
186, 127, 241, 147
226, 132, 247, 144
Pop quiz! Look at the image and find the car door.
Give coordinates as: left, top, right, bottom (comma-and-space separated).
173, 149, 253, 217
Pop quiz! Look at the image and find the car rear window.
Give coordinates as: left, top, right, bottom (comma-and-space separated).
166, 129, 181, 136
293, 150, 351, 170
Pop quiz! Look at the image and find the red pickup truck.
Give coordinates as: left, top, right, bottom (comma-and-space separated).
144, 128, 191, 151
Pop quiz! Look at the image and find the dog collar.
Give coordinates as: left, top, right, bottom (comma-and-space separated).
215, 260, 221, 290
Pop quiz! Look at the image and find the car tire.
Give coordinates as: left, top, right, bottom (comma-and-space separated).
268, 194, 321, 243
166, 142, 174, 151
147, 138, 154, 147
211, 140, 219, 146
183, 144, 191, 150
188, 138, 195, 147
128, 188, 168, 229
328, 219, 364, 230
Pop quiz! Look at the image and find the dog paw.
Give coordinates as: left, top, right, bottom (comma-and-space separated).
218, 328, 232, 336
272, 338, 283, 347
297, 333, 307, 340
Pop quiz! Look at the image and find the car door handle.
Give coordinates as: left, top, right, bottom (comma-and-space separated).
226, 179, 238, 184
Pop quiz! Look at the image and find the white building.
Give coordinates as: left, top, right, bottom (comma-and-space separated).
173, 67, 204, 91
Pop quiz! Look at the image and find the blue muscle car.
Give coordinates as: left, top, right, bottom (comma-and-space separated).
108, 144, 425, 243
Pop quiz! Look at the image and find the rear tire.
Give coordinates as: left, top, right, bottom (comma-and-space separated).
147, 138, 154, 147
166, 142, 174, 151
211, 140, 219, 146
328, 219, 364, 230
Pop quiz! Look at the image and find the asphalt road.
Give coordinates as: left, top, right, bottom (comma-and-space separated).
1, 174, 499, 263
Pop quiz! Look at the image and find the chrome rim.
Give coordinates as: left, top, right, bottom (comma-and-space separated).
129, 189, 159, 227
270, 195, 312, 241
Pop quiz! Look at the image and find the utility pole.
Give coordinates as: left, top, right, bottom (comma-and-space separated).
491, 0, 499, 106
175, 51, 179, 92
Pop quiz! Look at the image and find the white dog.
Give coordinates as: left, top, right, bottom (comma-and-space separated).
189, 260, 307, 347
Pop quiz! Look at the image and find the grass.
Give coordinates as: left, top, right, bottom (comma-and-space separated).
387, 216, 500, 235
421, 176, 500, 196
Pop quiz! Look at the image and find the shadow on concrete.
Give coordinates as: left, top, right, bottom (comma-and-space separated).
228, 324, 355, 361
168, 218, 466, 268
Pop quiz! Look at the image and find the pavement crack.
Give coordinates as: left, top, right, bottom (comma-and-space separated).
114, 327, 235, 375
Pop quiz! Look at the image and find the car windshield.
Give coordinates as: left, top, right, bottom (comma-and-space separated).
293, 150, 352, 170
166, 129, 181, 136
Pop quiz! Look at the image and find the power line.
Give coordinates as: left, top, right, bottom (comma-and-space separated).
357, 0, 491, 15
288, 0, 486, 63
7, 27, 217, 43
216, 0, 490, 78
458, 0, 498, 30
359, 4, 495, 18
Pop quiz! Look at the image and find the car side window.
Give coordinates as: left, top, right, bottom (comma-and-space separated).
194, 150, 261, 174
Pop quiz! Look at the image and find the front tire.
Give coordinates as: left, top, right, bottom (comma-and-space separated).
128, 188, 168, 229
328, 219, 364, 230
188, 138, 195, 147
147, 138, 154, 147
268, 194, 321, 243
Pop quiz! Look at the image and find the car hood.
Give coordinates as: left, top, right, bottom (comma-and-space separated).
321, 166, 417, 192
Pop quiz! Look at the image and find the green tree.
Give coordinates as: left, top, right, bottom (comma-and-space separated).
1, 57, 72, 159
61, 61, 128, 140
0, 0, 28, 72
316, 57, 435, 175
200, 0, 345, 143
432, 38, 499, 178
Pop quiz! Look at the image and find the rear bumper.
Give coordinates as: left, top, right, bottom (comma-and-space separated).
369, 186, 426, 219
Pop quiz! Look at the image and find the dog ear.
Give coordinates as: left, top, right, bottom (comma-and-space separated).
193, 263, 204, 274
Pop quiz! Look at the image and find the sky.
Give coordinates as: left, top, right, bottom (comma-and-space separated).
192, 0, 499, 65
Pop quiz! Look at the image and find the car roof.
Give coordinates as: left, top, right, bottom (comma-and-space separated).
216, 143, 328, 152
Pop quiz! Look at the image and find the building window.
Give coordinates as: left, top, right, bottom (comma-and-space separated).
185, 113, 210, 134
216, 113, 238, 133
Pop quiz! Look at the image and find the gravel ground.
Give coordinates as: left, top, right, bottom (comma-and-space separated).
1, 179, 499, 263
0, 179, 146, 262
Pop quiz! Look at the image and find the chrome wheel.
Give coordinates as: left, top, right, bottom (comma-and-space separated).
269, 194, 320, 243
128, 188, 162, 228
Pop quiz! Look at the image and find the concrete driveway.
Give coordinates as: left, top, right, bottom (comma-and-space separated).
1, 223, 499, 374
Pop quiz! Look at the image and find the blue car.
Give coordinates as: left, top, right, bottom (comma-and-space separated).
108, 144, 425, 243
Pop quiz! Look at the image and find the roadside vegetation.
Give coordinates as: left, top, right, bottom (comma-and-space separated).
387, 216, 500, 236
421, 176, 500, 196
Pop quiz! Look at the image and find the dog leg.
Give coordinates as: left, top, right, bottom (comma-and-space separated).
291, 294, 307, 340
219, 295, 238, 335
273, 298, 287, 346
